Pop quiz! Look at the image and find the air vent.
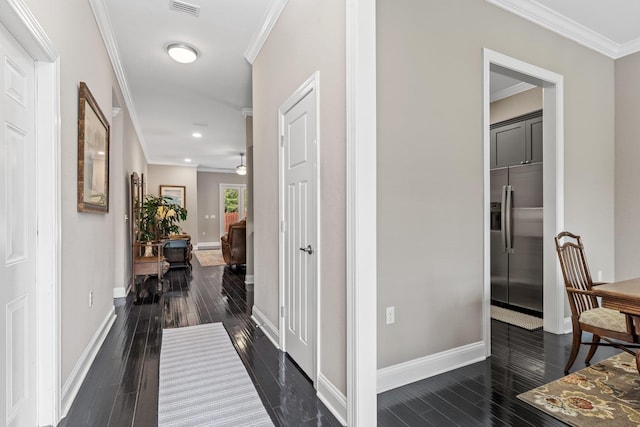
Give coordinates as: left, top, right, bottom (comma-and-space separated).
170, 0, 200, 17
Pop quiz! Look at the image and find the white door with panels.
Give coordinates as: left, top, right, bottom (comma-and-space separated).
280, 76, 318, 381
0, 22, 37, 427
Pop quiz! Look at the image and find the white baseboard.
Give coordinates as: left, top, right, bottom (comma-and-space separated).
61, 306, 116, 417
251, 305, 280, 349
563, 316, 572, 334
377, 341, 486, 393
196, 241, 221, 250
317, 373, 347, 426
113, 284, 129, 299
245, 274, 255, 285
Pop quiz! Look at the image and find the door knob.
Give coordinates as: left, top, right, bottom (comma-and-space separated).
299, 245, 313, 255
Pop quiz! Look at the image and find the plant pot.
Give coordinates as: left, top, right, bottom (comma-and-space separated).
144, 243, 154, 257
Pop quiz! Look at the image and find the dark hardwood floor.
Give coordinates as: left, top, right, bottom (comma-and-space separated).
58, 259, 341, 427
378, 320, 620, 426
59, 258, 621, 427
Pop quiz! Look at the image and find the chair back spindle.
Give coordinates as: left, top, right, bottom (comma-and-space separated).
555, 232, 599, 316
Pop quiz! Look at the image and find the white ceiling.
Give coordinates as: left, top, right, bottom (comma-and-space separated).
105, 0, 270, 172
102, 1, 640, 170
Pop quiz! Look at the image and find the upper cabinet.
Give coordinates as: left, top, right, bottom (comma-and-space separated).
490, 110, 542, 169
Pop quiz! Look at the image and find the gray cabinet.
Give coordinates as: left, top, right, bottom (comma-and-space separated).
490, 111, 542, 169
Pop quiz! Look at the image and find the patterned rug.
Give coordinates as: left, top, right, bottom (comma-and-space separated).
193, 249, 226, 267
158, 323, 274, 427
491, 305, 543, 330
518, 352, 640, 426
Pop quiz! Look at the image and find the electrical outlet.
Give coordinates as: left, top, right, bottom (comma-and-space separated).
597, 270, 603, 282
386, 306, 395, 325
89, 291, 93, 307
202, 231, 206, 236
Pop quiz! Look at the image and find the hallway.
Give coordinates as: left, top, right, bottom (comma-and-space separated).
58, 260, 341, 426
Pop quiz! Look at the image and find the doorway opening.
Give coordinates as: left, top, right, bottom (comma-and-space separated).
219, 183, 247, 238
483, 49, 566, 357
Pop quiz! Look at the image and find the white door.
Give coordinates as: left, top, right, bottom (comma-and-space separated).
281, 81, 317, 380
0, 22, 37, 427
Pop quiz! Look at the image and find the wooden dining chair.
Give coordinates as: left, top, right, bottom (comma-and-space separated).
555, 231, 634, 373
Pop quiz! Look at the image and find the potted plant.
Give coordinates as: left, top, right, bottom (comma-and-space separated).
136, 195, 188, 254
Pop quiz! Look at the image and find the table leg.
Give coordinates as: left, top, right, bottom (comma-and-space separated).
636, 350, 640, 375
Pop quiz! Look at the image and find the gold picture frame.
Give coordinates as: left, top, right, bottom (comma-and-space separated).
77, 82, 110, 213
160, 185, 186, 208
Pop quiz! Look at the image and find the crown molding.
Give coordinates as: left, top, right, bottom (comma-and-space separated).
244, 0, 288, 64
89, 0, 149, 161
197, 167, 238, 174
490, 81, 536, 103
485, 0, 640, 59
148, 160, 199, 168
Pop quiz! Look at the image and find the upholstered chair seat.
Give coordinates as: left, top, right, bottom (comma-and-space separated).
579, 308, 627, 334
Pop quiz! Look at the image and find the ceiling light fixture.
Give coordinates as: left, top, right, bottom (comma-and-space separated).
167, 43, 199, 63
192, 132, 202, 138
184, 158, 192, 163
236, 153, 247, 176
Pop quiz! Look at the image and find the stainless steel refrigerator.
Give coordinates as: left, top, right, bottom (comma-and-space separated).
490, 163, 543, 313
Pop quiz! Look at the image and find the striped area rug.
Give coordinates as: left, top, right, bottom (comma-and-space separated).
158, 323, 274, 427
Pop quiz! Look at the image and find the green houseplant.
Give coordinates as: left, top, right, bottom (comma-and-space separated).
137, 195, 188, 243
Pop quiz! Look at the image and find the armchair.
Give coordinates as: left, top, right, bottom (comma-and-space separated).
221, 219, 246, 266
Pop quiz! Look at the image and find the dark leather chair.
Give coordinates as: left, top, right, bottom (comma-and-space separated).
221, 219, 246, 266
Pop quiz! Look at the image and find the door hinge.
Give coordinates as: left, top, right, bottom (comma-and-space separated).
280, 134, 285, 147
281, 220, 286, 233
280, 306, 285, 318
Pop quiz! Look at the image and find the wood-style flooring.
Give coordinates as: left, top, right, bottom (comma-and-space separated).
59, 257, 621, 427
58, 260, 341, 427
378, 320, 620, 426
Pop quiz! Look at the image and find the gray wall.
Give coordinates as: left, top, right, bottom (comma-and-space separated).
23, 0, 146, 384
147, 165, 198, 242
615, 52, 640, 280
377, 0, 615, 368
253, 0, 347, 393
196, 171, 246, 245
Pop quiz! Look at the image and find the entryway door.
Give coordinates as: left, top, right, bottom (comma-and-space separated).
279, 74, 318, 381
0, 21, 38, 427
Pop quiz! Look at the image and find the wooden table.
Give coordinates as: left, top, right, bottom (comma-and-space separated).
593, 278, 640, 371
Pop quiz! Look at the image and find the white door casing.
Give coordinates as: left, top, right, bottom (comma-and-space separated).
279, 72, 319, 382
482, 49, 565, 356
0, 20, 37, 427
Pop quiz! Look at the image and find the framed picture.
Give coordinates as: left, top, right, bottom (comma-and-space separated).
160, 185, 186, 208
77, 82, 110, 213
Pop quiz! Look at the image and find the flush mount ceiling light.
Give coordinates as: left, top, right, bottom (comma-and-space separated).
184, 158, 192, 163
167, 43, 199, 63
236, 153, 247, 176
192, 132, 202, 138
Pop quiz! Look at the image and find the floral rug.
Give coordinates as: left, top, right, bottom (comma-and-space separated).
193, 249, 226, 267
518, 352, 640, 426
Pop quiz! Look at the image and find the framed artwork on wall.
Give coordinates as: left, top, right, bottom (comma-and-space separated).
77, 81, 110, 213
160, 185, 186, 208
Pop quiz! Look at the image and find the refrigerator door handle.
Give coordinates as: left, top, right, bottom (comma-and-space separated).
506, 184, 513, 253
501, 185, 507, 252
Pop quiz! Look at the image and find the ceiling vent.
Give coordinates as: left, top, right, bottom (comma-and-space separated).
170, 0, 200, 17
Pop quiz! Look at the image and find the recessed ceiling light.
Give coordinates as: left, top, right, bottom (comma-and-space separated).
184, 158, 192, 163
192, 132, 202, 138
167, 43, 199, 64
